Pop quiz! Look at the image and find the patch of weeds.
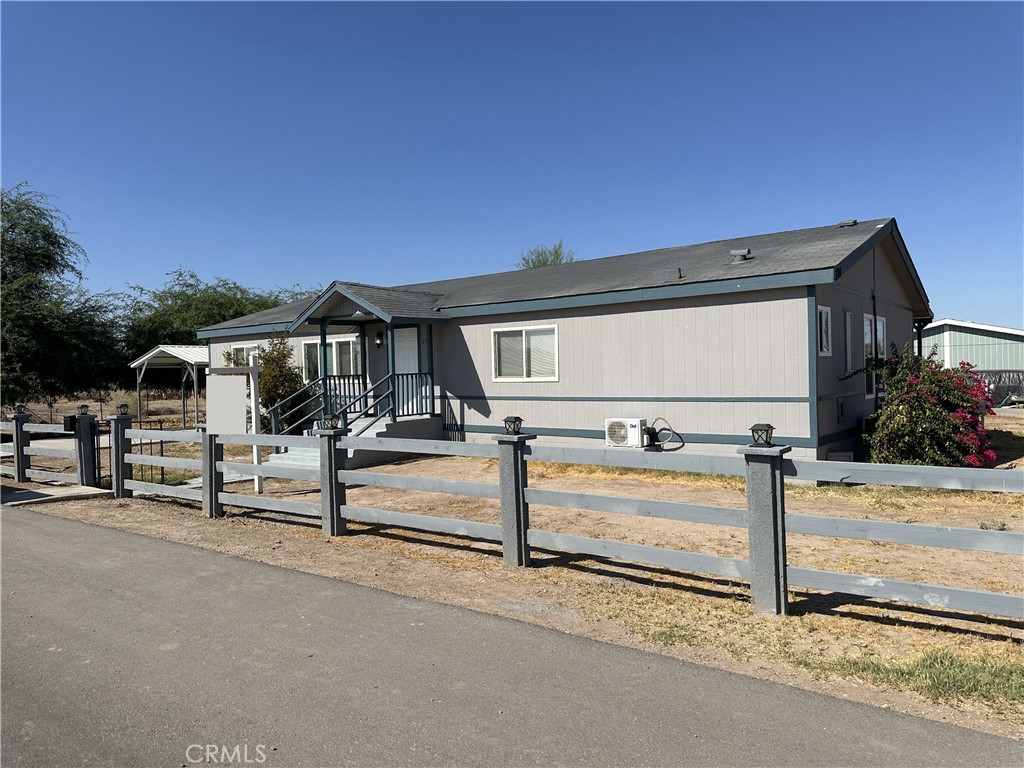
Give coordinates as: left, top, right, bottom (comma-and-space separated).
531, 462, 747, 493
819, 649, 1024, 710
979, 520, 1010, 531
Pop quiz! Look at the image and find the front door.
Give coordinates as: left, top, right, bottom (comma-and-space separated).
394, 327, 419, 414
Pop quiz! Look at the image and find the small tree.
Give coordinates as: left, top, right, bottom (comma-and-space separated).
516, 239, 577, 269
254, 334, 304, 431
868, 344, 996, 467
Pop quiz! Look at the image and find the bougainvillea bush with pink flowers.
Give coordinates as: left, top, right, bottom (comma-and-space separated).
869, 344, 996, 467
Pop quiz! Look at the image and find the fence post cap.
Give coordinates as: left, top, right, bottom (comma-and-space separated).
492, 433, 538, 444
737, 444, 792, 457
312, 428, 349, 437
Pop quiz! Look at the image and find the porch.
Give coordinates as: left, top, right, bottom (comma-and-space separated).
267, 283, 449, 437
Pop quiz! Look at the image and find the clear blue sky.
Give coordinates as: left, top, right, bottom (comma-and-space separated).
3, 1, 1022, 329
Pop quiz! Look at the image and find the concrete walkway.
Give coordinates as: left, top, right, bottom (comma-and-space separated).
2, 508, 1021, 767
0, 482, 111, 506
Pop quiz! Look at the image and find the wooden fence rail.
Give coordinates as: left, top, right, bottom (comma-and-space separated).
23, 414, 1021, 622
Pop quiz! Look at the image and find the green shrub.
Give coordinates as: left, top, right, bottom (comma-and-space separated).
869, 344, 996, 467
255, 334, 304, 431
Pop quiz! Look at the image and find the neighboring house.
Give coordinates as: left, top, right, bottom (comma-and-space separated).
921, 319, 1024, 405
196, 217, 932, 459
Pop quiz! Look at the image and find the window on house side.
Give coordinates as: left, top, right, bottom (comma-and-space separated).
863, 314, 887, 397
493, 326, 557, 381
336, 340, 362, 376
303, 342, 319, 382
231, 346, 258, 367
817, 307, 832, 356
844, 311, 854, 373
304, 340, 362, 381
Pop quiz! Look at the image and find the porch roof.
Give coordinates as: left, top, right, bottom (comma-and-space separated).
289, 282, 447, 330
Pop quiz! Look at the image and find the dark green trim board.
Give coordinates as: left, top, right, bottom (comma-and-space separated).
461, 424, 817, 448
807, 288, 819, 447
818, 427, 862, 446
197, 322, 291, 340
444, 269, 837, 318
449, 394, 811, 404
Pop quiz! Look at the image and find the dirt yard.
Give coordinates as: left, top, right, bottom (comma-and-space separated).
3, 434, 1022, 739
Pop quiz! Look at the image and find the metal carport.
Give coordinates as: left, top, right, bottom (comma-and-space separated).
128, 345, 210, 427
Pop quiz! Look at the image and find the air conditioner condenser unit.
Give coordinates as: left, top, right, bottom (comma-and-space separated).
605, 418, 647, 448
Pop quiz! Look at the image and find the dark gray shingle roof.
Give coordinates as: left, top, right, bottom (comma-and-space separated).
398, 218, 893, 309
200, 218, 909, 334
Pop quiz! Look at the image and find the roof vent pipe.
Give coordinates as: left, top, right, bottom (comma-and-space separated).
838, 219, 858, 227
730, 248, 752, 264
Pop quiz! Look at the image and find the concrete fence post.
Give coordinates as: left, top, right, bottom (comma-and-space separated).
738, 443, 792, 615
74, 414, 98, 487
202, 430, 224, 518
493, 433, 536, 567
109, 414, 133, 498
313, 427, 348, 537
11, 413, 31, 482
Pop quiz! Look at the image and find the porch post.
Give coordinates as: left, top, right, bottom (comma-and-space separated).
359, 325, 369, 415
426, 323, 436, 416
386, 324, 396, 423
319, 317, 330, 416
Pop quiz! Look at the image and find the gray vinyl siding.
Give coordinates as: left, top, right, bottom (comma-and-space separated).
813, 238, 917, 457
435, 287, 811, 446
920, 326, 1024, 371
209, 328, 362, 380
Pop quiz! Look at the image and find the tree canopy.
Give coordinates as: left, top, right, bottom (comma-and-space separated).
2, 182, 321, 405
516, 239, 577, 269
122, 268, 313, 361
1, 184, 124, 404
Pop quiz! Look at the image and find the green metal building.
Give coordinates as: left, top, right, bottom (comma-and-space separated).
921, 319, 1024, 403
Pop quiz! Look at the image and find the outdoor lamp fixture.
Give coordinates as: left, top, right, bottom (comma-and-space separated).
14, 403, 26, 415
117, 403, 130, 416
76, 404, 90, 416
503, 415, 523, 435
749, 423, 775, 447
374, 332, 384, 349
323, 413, 340, 429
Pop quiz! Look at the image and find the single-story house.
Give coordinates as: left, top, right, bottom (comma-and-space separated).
196, 217, 933, 459
921, 319, 1024, 405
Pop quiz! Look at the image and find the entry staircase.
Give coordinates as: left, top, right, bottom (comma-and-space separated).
266, 372, 442, 469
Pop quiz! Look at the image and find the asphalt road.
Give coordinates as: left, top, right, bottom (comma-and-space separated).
2, 508, 1021, 768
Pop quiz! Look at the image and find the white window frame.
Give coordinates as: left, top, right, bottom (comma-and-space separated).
863, 313, 887, 398
303, 338, 362, 382
230, 345, 258, 367
302, 341, 321, 382
491, 325, 559, 383
817, 306, 832, 357
844, 310, 854, 374
333, 339, 362, 376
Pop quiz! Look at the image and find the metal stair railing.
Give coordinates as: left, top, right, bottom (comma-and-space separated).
270, 372, 434, 438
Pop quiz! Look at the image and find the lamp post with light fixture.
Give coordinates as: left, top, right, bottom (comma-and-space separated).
737, 422, 791, 614
110, 404, 134, 498
313, 414, 348, 538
